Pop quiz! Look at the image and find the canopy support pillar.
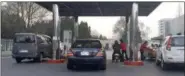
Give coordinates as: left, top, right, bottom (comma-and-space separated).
52, 4, 60, 60
73, 16, 78, 43
131, 2, 139, 61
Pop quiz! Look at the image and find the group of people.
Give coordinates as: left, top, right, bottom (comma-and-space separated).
112, 39, 128, 62
112, 39, 150, 62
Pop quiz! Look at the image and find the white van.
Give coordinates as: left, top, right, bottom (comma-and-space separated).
155, 35, 184, 70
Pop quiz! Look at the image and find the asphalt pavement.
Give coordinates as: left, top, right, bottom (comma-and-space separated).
1, 50, 184, 76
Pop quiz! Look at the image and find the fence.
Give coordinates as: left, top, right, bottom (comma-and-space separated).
1, 39, 13, 52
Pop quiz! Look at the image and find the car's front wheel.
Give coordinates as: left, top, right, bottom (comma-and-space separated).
155, 58, 160, 66
160, 57, 168, 70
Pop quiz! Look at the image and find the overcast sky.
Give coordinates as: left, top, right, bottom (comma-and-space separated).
79, 2, 184, 39
2, 2, 184, 39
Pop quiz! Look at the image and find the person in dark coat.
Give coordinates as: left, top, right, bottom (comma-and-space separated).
112, 40, 121, 62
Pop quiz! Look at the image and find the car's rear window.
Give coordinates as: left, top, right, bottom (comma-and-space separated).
172, 36, 184, 46
14, 35, 35, 43
72, 40, 102, 48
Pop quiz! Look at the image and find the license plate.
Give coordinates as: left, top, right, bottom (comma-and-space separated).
81, 51, 89, 56
20, 50, 28, 53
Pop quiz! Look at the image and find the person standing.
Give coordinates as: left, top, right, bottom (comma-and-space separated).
120, 39, 128, 62
140, 41, 149, 61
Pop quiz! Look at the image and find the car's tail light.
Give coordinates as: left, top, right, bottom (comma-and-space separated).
166, 37, 172, 51
67, 48, 74, 56
96, 48, 103, 56
96, 52, 103, 56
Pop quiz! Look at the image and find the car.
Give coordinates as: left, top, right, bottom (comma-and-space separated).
12, 33, 53, 63
66, 39, 107, 70
147, 44, 157, 60
155, 35, 184, 70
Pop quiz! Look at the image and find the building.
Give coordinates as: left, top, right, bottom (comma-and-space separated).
169, 15, 184, 35
158, 14, 184, 38
158, 18, 172, 38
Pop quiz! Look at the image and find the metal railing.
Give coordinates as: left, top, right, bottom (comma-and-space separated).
1, 39, 13, 52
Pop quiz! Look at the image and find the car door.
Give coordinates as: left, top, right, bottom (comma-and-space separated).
37, 36, 45, 53
45, 37, 53, 58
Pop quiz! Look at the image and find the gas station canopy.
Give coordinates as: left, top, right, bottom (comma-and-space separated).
36, 2, 161, 16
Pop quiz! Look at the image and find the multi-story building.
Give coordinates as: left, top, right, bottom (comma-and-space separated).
158, 18, 172, 38
169, 15, 184, 35
158, 15, 184, 38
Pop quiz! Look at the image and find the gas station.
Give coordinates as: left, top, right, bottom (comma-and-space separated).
36, 2, 161, 64
2, 2, 185, 76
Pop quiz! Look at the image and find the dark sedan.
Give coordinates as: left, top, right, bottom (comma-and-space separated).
66, 39, 106, 70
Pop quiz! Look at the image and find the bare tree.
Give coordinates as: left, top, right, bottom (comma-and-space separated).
113, 17, 126, 34
113, 17, 150, 41
4, 2, 51, 28
138, 21, 150, 40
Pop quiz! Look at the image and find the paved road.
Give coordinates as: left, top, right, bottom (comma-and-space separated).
2, 57, 184, 76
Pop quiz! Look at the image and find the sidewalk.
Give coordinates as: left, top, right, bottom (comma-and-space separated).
1, 51, 11, 57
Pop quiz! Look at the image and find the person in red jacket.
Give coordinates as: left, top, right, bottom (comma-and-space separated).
120, 39, 128, 62
140, 41, 149, 61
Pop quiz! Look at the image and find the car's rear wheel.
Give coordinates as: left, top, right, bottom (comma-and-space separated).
155, 58, 160, 66
34, 53, 43, 62
160, 57, 168, 70
100, 64, 106, 70
15, 58, 22, 63
67, 63, 74, 70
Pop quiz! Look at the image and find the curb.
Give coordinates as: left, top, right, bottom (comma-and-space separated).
46, 59, 65, 64
124, 61, 144, 66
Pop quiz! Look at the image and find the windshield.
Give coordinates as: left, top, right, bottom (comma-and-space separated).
172, 36, 184, 46
14, 35, 35, 43
72, 40, 102, 48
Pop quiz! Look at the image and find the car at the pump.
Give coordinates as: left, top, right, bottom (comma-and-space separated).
147, 43, 157, 60
155, 35, 184, 70
66, 39, 107, 70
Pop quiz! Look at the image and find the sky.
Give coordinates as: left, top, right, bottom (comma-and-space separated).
78, 2, 184, 39
2, 2, 184, 39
